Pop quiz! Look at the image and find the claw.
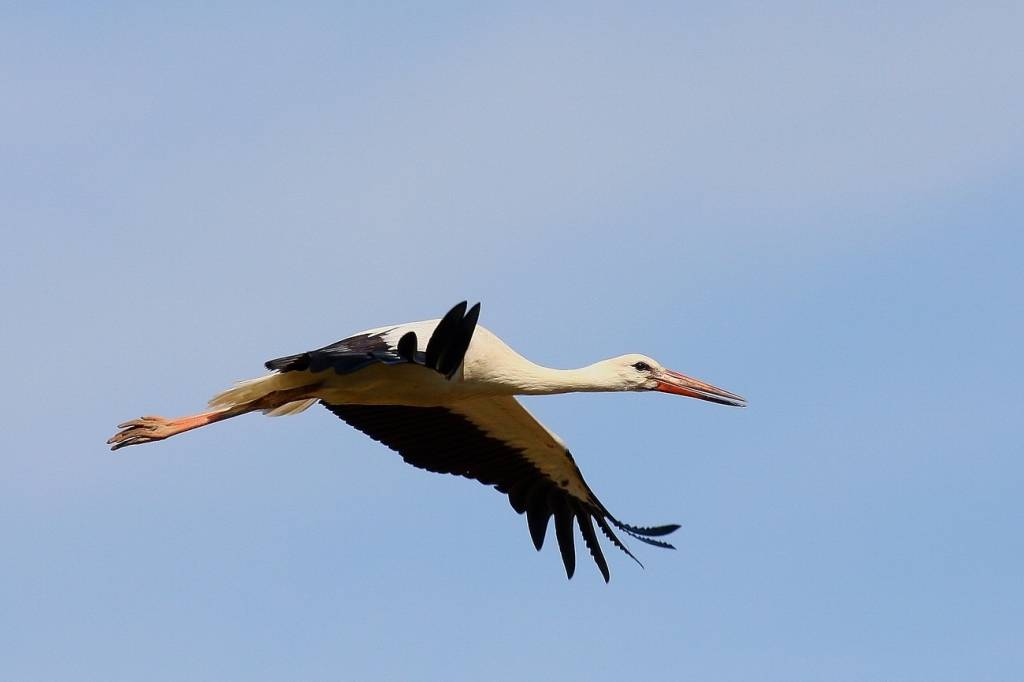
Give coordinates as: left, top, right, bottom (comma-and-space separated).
108, 415, 176, 450
116, 418, 156, 430
110, 437, 151, 451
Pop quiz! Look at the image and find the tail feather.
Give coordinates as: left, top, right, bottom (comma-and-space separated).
207, 371, 315, 411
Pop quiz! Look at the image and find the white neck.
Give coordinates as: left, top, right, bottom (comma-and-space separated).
475, 359, 624, 395
521, 364, 622, 394
461, 328, 632, 396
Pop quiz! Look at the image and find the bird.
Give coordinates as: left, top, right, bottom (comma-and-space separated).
109, 301, 745, 581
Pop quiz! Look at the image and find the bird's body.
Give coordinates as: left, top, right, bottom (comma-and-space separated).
110, 302, 745, 581
213, 322, 670, 409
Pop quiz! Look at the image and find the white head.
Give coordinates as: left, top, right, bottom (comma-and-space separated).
589, 353, 746, 406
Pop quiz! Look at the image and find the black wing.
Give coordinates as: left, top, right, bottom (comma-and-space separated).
265, 301, 480, 378
323, 397, 680, 582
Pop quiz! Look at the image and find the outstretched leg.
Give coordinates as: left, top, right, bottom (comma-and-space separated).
108, 411, 235, 450
108, 385, 317, 451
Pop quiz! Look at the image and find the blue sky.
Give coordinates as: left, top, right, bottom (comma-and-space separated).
2, 3, 1022, 680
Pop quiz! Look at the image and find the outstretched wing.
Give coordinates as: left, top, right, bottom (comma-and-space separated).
323, 396, 680, 582
265, 301, 481, 378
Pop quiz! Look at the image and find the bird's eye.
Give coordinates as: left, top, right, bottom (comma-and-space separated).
632, 361, 652, 372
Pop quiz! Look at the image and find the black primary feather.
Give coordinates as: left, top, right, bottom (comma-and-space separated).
575, 504, 611, 582
425, 301, 468, 372
552, 493, 577, 580
397, 332, 418, 362
527, 494, 553, 551
438, 302, 480, 378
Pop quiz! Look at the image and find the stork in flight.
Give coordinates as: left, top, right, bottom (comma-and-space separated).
109, 301, 745, 581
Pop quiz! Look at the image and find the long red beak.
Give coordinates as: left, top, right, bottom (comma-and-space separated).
655, 369, 746, 407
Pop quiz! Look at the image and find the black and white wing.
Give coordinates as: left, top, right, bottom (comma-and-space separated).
323, 396, 680, 582
264, 301, 481, 378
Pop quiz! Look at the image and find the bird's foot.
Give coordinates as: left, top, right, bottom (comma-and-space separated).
108, 409, 231, 451
107, 415, 181, 451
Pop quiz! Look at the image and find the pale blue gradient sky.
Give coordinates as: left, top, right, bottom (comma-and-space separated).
3, 3, 1022, 680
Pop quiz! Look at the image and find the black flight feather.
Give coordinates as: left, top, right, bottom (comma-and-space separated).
506, 478, 533, 514
527, 493, 553, 551
441, 302, 480, 378
594, 516, 642, 568
424, 301, 467, 372
552, 492, 576, 579
612, 521, 682, 537
575, 504, 610, 583
397, 332, 418, 362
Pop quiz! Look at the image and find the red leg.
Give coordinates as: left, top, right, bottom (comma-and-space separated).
107, 410, 236, 450
108, 386, 317, 451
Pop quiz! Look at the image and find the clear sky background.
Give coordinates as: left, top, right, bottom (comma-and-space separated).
3, 3, 1022, 680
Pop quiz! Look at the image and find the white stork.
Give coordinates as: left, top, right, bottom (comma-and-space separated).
109, 301, 745, 581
